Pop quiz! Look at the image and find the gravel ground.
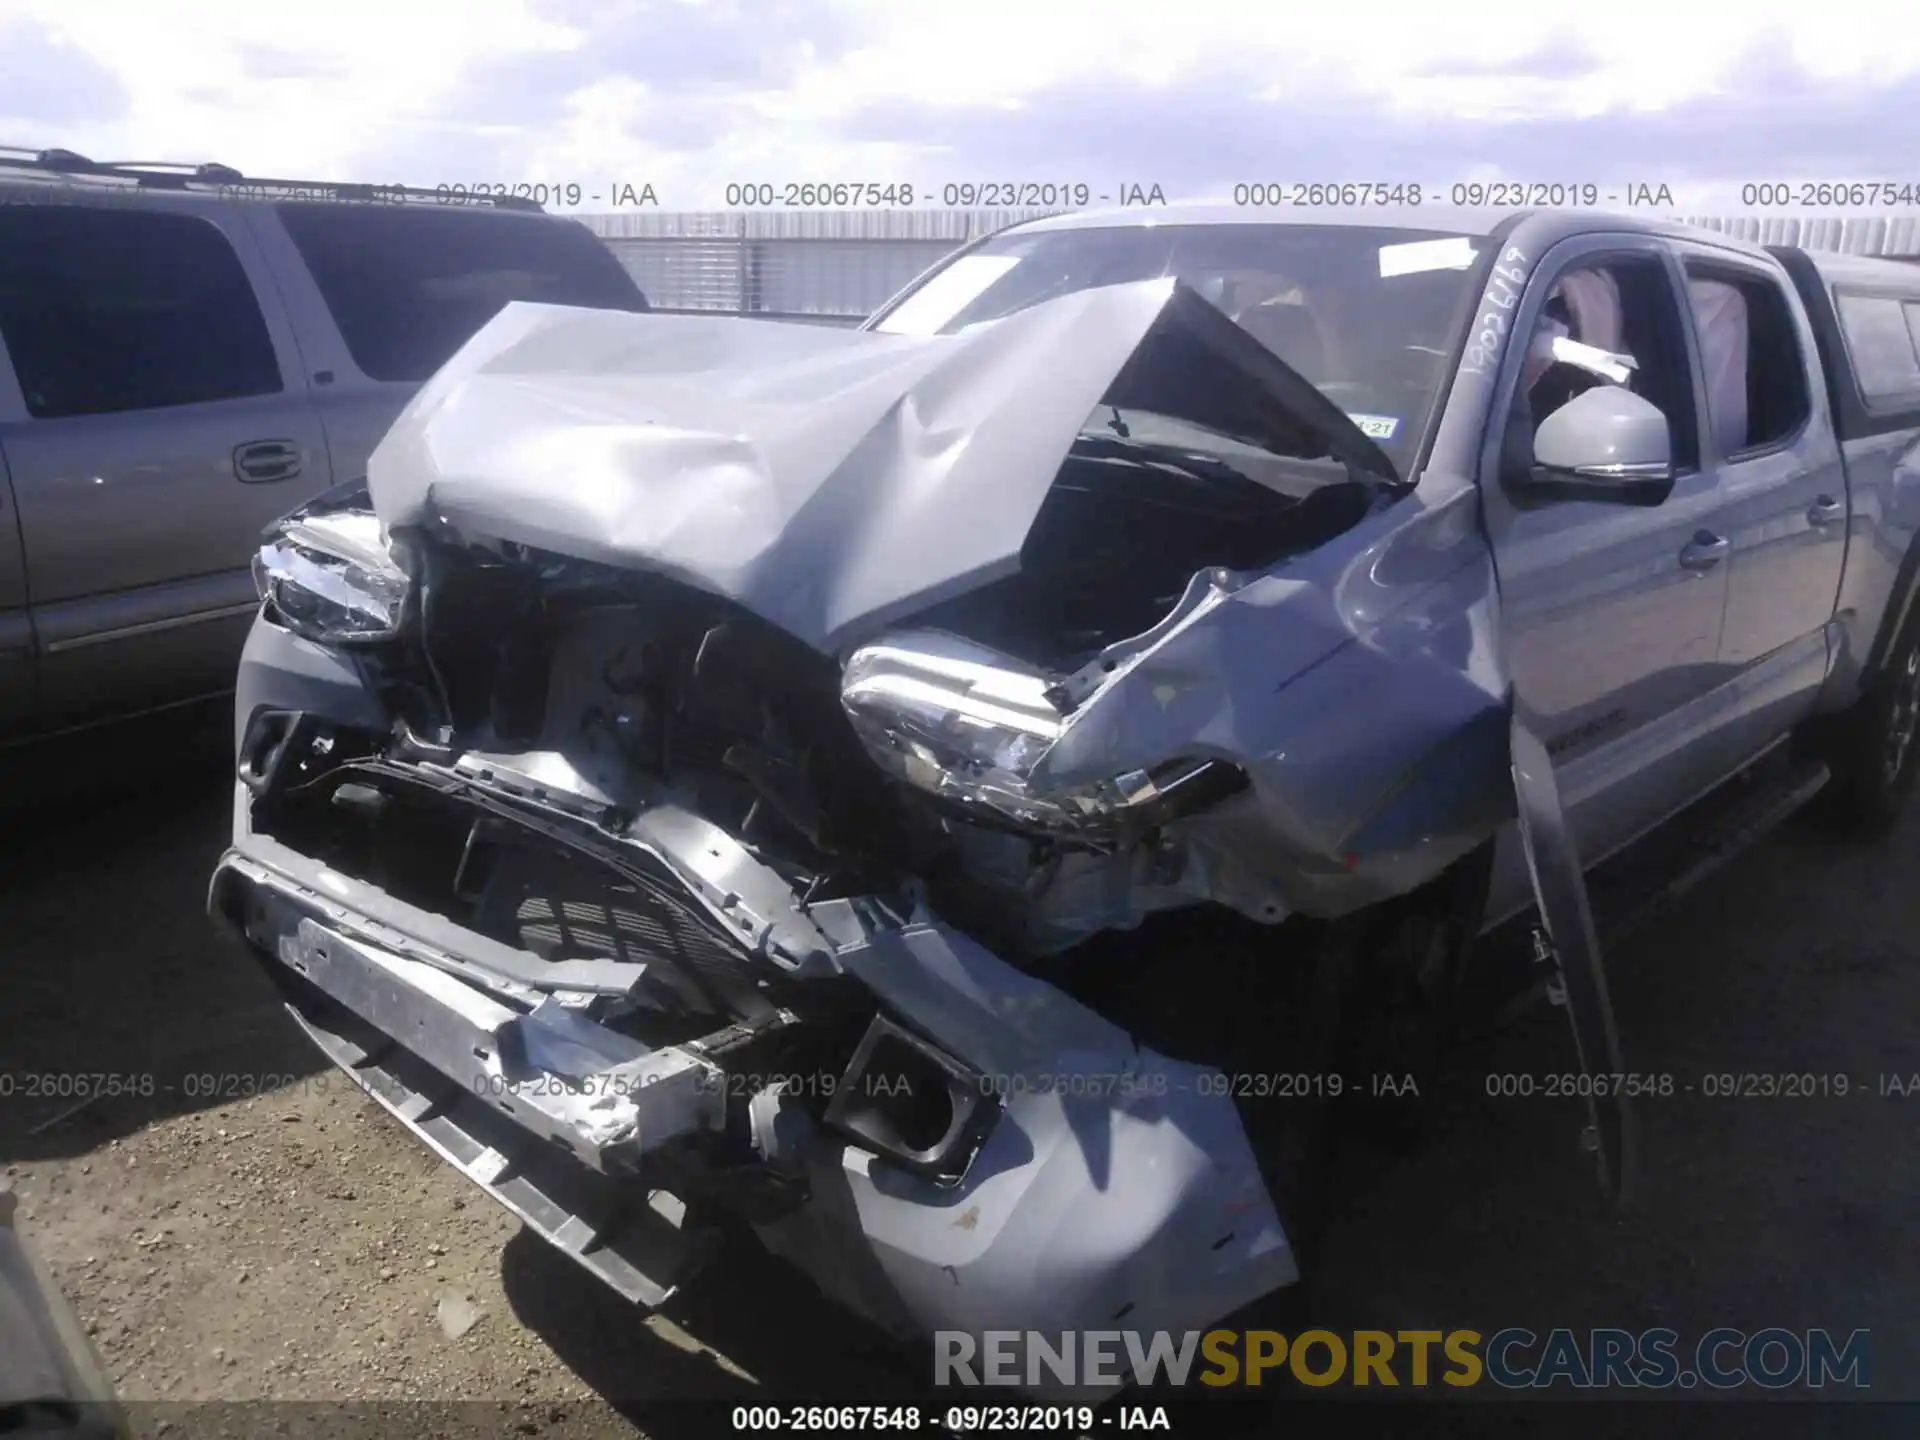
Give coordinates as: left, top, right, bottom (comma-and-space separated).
2, 703, 1916, 1434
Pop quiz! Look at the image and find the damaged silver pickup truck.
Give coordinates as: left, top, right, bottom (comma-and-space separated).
209, 204, 1920, 1383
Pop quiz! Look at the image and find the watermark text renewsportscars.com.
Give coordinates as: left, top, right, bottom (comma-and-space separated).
935, 1327, 1871, 1390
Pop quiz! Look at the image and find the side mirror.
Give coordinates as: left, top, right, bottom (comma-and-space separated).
1507, 385, 1676, 507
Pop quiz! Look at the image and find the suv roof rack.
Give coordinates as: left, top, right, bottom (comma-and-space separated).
0, 146, 545, 212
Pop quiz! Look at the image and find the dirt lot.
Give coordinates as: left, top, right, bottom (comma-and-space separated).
2, 704, 1917, 1433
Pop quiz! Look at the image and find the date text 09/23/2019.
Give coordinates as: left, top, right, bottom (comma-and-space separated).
459, 1067, 1429, 1104
1228, 182, 1677, 208
726, 1403, 1171, 1433
709, 180, 1685, 209
719, 182, 1169, 209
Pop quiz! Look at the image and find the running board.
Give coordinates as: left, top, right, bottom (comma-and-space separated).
1591, 755, 1831, 945
1479, 753, 1829, 1038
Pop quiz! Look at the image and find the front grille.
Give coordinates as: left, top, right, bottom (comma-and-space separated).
482, 845, 753, 986
251, 754, 770, 1015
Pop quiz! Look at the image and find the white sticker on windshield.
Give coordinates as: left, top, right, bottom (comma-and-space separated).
1379, 236, 1478, 278
1346, 412, 1400, 440
873, 254, 1021, 336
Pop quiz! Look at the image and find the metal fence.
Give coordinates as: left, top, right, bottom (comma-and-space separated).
1678, 213, 1920, 256
582, 209, 1057, 325
579, 210, 1920, 324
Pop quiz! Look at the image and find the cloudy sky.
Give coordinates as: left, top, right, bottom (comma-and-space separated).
1, 0, 1916, 215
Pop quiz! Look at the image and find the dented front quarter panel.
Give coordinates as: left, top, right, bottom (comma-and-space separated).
1033, 481, 1514, 918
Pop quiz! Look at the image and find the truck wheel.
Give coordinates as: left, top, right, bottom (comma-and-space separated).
1335, 893, 1476, 1146
1818, 613, 1920, 835
1269, 849, 1490, 1266
1258, 914, 1357, 1270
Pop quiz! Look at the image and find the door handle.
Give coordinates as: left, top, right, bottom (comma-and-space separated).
233, 439, 302, 484
1807, 494, 1845, 527
1680, 530, 1730, 571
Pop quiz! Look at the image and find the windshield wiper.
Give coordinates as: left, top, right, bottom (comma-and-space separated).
1075, 418, 1399, 503
1070, 430, 1265, 490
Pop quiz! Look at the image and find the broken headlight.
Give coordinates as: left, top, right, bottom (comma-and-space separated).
840, 629, 1228, 833
253, 492, 411, 646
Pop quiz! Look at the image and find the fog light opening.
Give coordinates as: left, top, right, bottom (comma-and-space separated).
861, 1035, 958, 1154
824, 1015, 994, 1178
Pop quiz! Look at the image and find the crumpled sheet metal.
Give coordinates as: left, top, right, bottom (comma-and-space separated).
366, 252, 1630, 1198
1034, 484, 1518, 917
368, 281, 1181, 655
753, 916, 1297, 1403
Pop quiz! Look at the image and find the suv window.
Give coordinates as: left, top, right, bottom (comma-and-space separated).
276, 204, 650, 383
1683, 264, 1811, 455
1836, 292, 1920, 405
0, 206, 282, 420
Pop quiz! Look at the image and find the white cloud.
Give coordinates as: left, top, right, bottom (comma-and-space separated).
0, 0, 575, 179
1, 0, 1916, 211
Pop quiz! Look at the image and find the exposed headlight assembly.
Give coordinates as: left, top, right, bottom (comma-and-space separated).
253, 486, 412, 646
840, 629, 1238, 835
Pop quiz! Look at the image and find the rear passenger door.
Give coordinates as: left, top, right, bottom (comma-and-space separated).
0, 197, 332, 729
241, 203, 649, 483
1673, 245, 1846, 746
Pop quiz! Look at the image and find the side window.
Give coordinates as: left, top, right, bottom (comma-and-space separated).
1517, 256, 1700, 473
1682, 264, 1811, 456
1835, 292, 1920, 407
275, 203, 649, 383
0, 206, 281, 420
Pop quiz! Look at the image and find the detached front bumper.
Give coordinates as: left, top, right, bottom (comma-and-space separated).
213, 847, 726, 1306
211, 619, 1300, 1396
212, 833, 1297, 1361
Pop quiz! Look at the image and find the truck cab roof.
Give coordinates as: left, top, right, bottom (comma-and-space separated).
1004, 199, 1809, 267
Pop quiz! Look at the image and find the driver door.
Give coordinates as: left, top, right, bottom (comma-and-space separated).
1477, 237, 1734, 870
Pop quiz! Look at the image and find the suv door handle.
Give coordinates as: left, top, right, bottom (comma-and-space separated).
1680, 530, 1730, 571
233, 439, 302, 484
1807, 494, 1845, 527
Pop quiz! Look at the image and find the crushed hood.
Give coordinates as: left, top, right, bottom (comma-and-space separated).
367, 279, 1397, 654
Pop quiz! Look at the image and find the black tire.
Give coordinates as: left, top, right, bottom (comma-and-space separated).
1255, 914, 1359, 1270
1816, 608, 1920, 835
1261, 848, 1491, 1268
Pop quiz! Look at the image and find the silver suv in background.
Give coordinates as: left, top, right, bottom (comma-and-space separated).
0, 147, 650, 743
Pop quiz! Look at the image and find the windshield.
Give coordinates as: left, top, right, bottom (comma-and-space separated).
872, 224, 1487, 475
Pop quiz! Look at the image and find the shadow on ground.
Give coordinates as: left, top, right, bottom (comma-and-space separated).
499, 1226, 934, 1433
0, 701, 328, 1163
